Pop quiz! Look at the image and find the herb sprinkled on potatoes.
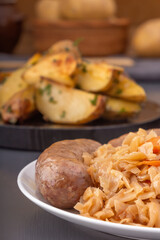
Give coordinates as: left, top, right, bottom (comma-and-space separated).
90, 95, 98, 106
49, 97, 57, 104
73, 37, 84, 46
38, 84, 52, 96
60, 111, 66, 118
116, 88, 123, 95
7, 105, 12, 113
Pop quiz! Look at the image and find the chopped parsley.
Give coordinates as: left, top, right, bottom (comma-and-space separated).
49, 97, 57, 104
38, 88, 44, 95
60, 111, 66, 118
38, 84, 52, 96
78, 63, 87, 73
7, 105, 12, 113
59, 90, 62, 94
118, 108, 126, 114
45, 84, 52, 95
81, 64, 87, 73
73, 37, 84, 46
114, 78, 119, 84
90, 95, 98, 106
115, 88, 123, 95
65, 47, 70, 52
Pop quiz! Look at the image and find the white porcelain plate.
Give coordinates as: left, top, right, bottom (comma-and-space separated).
17, 160, 160, 240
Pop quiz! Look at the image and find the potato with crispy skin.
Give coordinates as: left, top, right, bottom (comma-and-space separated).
103, 97, 141, 121
23, 52, 77, 87
106, 74, 146, 103
35, 79, 106, 124
74, 61, 123, 93
48, 40, 81, 59
1, 86, 36, 124
0, 68, 28, 108
36, 139, 101, 208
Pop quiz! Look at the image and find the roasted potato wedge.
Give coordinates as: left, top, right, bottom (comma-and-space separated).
23, 52, 77, 87
0, 68, 28, 108
1, 86, 36, 124
74, 62, 122, 92
35, 79, 106, 124
103, 97, 141, 121
106, 74, 146, 102
48, 40, 81, 59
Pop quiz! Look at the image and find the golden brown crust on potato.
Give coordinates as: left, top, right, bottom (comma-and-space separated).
1, 86, 36, 124
48, 40, 81, 59
23, 52, 77, 87
106, 74, 146, 103
36, 139, 101, 209
0, 68, 28, 108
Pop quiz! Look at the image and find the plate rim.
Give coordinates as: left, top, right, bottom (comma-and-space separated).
17, 160, 160, 236
2, 101, 160, 131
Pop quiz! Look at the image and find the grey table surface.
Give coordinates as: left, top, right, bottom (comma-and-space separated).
0, 82, 160, 240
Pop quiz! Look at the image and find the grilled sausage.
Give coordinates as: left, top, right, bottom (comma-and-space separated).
36, 139, 101, 209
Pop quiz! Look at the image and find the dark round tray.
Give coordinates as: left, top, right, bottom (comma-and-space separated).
1, 101, 160, 151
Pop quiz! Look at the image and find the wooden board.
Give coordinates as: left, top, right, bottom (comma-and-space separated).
32, 18, 129, 56
0, 101, 160, 151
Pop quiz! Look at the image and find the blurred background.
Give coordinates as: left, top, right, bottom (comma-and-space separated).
1, 0, 160, 57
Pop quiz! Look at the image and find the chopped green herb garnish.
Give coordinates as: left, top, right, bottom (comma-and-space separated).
78, 63, 87, 73
90, 95, 98, 106
73, 37, 84, 46
60, 111, 66, 118
59, 90, 62, 94
39, 84, 52, 96
115, 88, 123, 95
45, 84, 52, 95
81, 64, 87, 73
49, 97, 57, 104
38, 88, 44, 95
7, 105, 12, 113
114, 78, 119, 84
119, 108, 126, 114
65, 47, 70, 52
42, 50, 49, 55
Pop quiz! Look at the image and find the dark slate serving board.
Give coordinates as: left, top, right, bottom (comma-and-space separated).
0, 101, 160, 151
